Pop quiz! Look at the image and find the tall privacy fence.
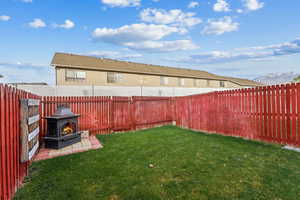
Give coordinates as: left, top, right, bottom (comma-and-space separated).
40, 96, 174, 137
1, 82, 300, 200
174, 83, 300, 146
0, 85, 40, 200
0, 84, 174, 200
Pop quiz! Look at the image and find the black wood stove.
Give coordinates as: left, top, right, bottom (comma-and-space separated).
44, 105, 81, 149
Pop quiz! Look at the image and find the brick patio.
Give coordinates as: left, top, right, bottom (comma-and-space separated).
34, 135, 103, 161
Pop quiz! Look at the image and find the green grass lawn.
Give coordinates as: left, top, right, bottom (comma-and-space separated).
15, 126, 300, 200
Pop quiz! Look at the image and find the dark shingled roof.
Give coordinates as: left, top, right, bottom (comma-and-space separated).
51, 52, 263, 87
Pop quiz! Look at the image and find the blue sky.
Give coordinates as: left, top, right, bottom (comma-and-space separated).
0, 0, 300, 84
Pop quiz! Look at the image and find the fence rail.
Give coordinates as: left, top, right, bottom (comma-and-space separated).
174, 83, 300, 146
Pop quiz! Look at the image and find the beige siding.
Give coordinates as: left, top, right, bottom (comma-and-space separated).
56, 67, 245, 88
195, 79, 208, 87
208, 80, 219, 88
177, 78, 194, 87
226, 81, 242, 88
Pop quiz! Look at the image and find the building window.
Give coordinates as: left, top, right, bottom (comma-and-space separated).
220, 81, 225, 87
65, 70, 86, 81
160, 76, 168, 85
107, 72, 123, 83
206, 80, 210, 87
179, 78, 185, 86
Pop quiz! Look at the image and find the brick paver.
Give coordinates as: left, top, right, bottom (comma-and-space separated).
34, 136, 103, 161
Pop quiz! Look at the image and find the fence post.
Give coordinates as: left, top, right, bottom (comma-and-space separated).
187, 96, 191, 129
297, 83, 300, 146
291, 83, 296, 145
109, 96, 114, 133
130, 97, 136, 131
286, 84, 291, 144
171, 97, 176, 126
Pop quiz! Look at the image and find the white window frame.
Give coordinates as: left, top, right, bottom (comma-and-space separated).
179, 78, 185, 86
76, 71, 86, 79
65, 70, 86, 81
160, 76, 169, 85
107, 72, 123, 83
220, 81, 225, 88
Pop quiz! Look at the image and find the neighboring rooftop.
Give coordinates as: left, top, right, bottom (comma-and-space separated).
51, 53, 263, 87
218, 76, 265, 87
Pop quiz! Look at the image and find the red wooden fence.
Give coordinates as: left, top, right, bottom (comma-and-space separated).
1, 90, 174, 200
132, 97, 174, 130
0, 84, 40, 200
1, 83, 300, 200
174, 83, 300, 147
41, 96, 111, 136
40, 96, 174, 137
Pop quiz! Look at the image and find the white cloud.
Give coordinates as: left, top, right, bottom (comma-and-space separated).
54, 19, 75, 29
171, 38, 300, 64
87, 50, 142, 59
188, 1, 200, 8
101, 0, 140, 7
189, 51, 272, 64
124, 40, 199, 52
236, 9, 243, 13
92, 23, 198, 52
0, 61, 47, 68
253, 39, 300, 56
21, 0, 33, 3
235, 41, 300, 52
242, 0, 264, 11
213, 0, 231, 12
28, 18, 46, 28
0, 61, 54, 84
202, 16, 239, 35
0, 15, 11, 21
140, 8, 202, 28
92, 23, 180, 44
